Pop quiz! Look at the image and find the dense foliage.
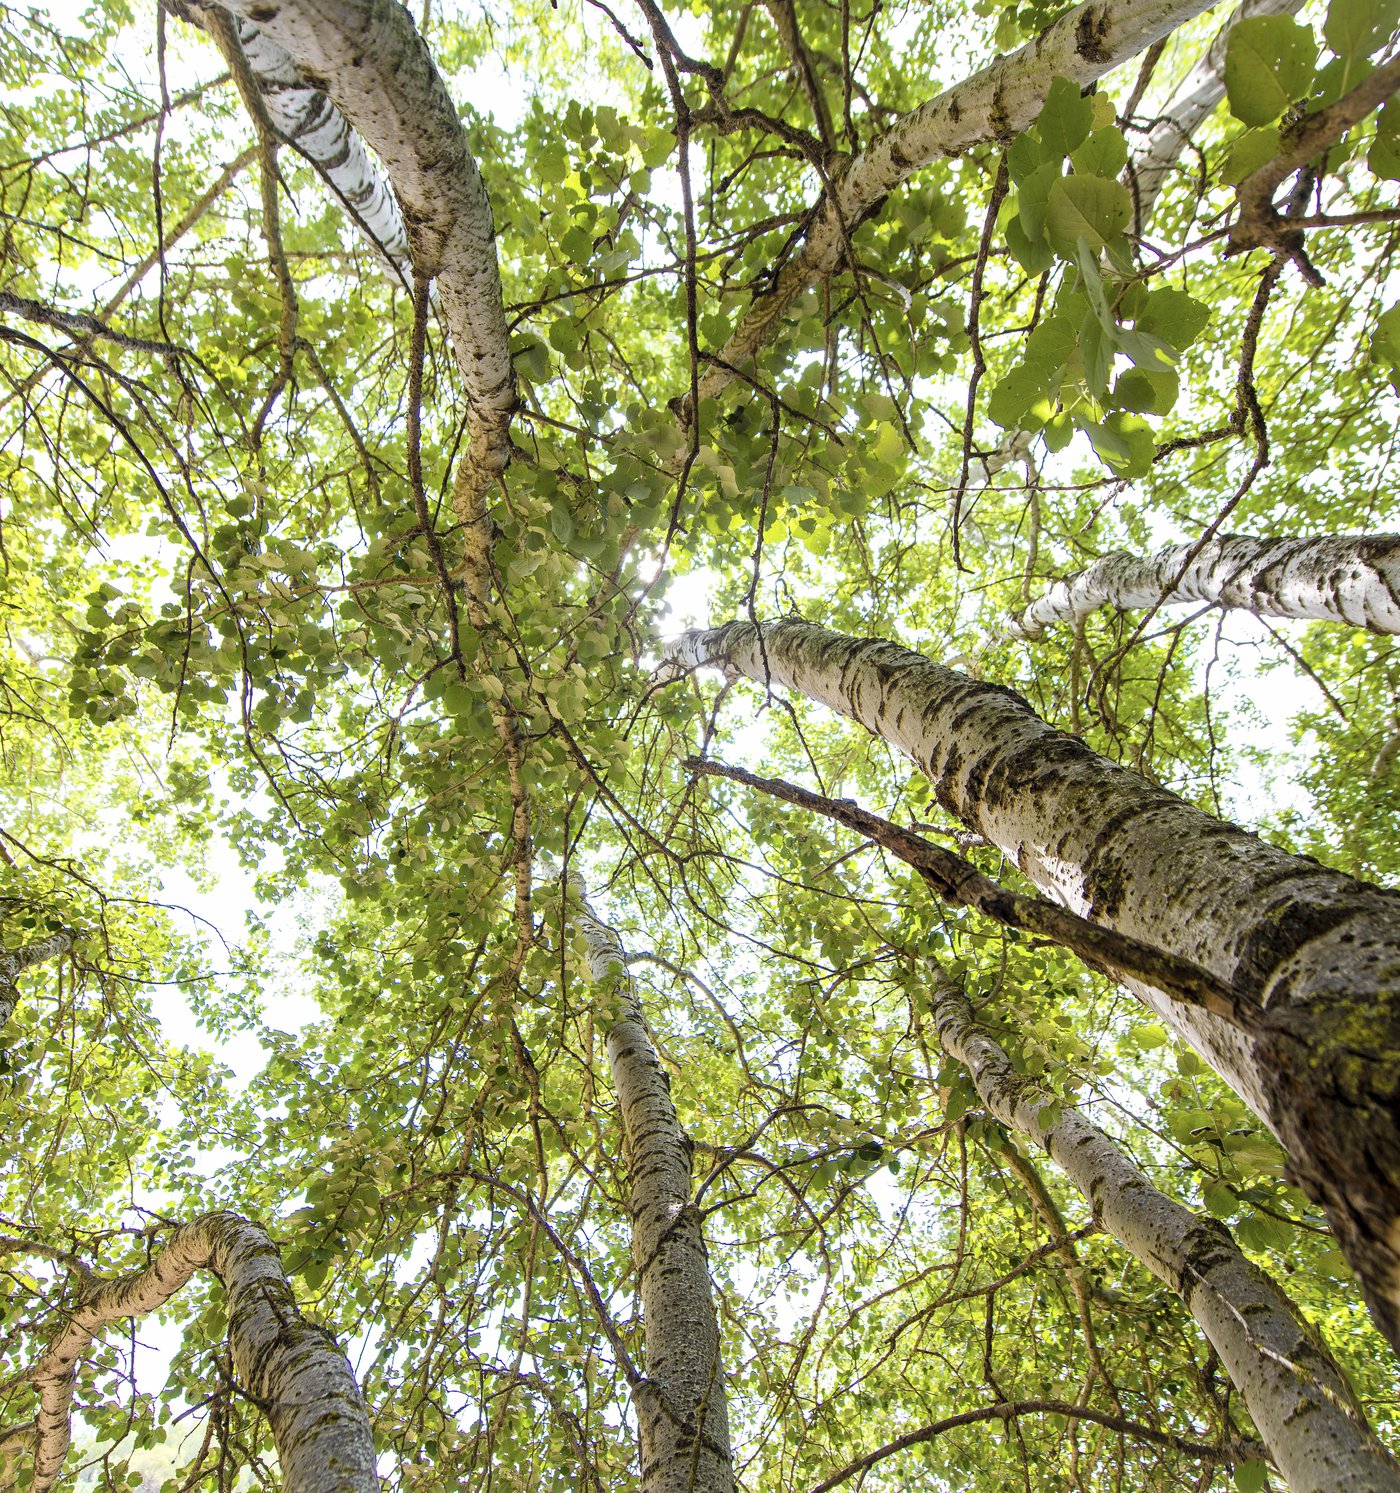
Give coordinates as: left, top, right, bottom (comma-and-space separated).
1, 0, 1398, 1487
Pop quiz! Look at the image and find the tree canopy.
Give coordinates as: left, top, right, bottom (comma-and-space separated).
1, 0, 1400, 1487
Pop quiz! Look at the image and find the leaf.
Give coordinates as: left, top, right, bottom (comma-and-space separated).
1114, 367, 1178, 414
1038, 75, 1094, 157
1071, 126, 1128, 179
1025, 314, 1077, 373
988, 364, 1054, 430
1203, 1181, 1237, 1218
1084, 413, 1155, 476
1006, 211, 1054, 274
1369, 302, 1400, 389
1016, 161, 1062, 241
1221, 125, 1281, 186
1234, 1459, 1268, 1493
1224, 16, 1318, 126
1137, 288, 1211, 351
1044, 175, 1131, 256
1324, 0, 1400, 60
1370, 100, 1400, 179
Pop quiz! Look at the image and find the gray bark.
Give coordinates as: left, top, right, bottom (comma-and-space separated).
0, 930, 73, 1031
668, 619, 1400, 1354
931, 976, 1400, 1492
1008, 533, 1400, 638
697, 0, 1218, 411
1130, 0, 1306, 222
569, 878, 735, 1493
27, 1211, 376, 1493
204, 0, 516, 530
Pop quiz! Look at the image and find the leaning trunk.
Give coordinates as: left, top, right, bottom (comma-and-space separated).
669, 619, 1400, 1352
932, 975, 1400, 1493
570, 879, 735, 1493
1008, 533, 1400, 639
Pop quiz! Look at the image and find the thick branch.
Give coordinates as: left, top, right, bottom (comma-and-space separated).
1008, 533, 1400, 638
0, 931, 73, 1032
26, 1212, 376, 1493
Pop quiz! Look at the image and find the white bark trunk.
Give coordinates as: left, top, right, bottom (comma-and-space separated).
668, 619, 1400, 1352
697, 0, 1218, 410
221, 13, 412, 272
1009, 534, 1400, 638
1131, 0, 1306, 221
569, 879, 735, 1493
0, 930, 73, 1031
932, 976, 1400, 1493
27, 1212, 376, 1493
206, 0, 516, 526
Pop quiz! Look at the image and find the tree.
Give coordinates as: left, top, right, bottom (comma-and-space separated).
2, 0, 1400, 1487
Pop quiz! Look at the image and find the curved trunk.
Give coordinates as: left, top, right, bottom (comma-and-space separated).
931, 976, 1399, 1493
1008, 533, 1400, 638
1131, 0, 1306, 222
208, 0, 516, 528
570, 879, 735, 1493
29, 1212, 376, 1493
695, 0, 1218, 412
0, 930, 73, 1031
669, 619, 1400, 1352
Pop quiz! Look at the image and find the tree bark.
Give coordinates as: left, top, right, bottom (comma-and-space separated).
1008, 533, 1400, 638
930, 975, 1400, 1493
203, 0, 516, 529
569, 878, 735, 1493
26, 1212, 376, 1493
669, 618, 1400, 1353
0, 930, 73, 1032
694, 0, 1219, 413
1130, 0, 1306, 223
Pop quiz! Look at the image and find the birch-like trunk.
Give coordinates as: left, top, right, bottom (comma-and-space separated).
569, 879, 735, 1493
931, 976, 1399, 1493
27, 1212, 376, 1493
695, 0, 1218, 411
205, 0, 516, 529
1130, 0, 1306, 222
1009, 534, 1400, 639
0, 930, 73, 1031
669, 619, 1400, 1352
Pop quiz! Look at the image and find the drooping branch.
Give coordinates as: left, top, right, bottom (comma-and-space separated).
198, 0, 517, 539
22, 1212, 376, 1493
667, 618, 1400, 1353
688, 0, 1219, 415
568, 876, 735, 1493
929, 976, 1400, 1493
685, 755, 1263, 1033
0, 930, 73, 1032
1008, 533, 1400, 638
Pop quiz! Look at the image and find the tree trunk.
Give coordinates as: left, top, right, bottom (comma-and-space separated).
931, 975, 1398, 1491
669, 619, 1400, 1353
569, 879, 735, 1493
1130, 0, 1306, 223
1008, 533, 1400, 638
0, 930, 73, 1031
28, 1212, 377, 1493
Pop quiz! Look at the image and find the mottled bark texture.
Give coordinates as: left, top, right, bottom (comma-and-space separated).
1130, 0, 1305, 222
932, 977, 1398, 1491
178, 5, 411, 272
695, 0, 1217, 413
570, 879, 735, 1493
26, 1212, 376, 1493
1008, 533, 1400, 638
669, 620, 1400, 1353
203, 0, 516, 532
0, 929, 73, 1031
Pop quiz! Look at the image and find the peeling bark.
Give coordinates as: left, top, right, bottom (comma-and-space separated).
570, 879, 735, 1493
932, 976, 1400, 1493
694, 0, 1217, 413
1008, 533, 1400, 638
26, 1212, 376, 1493
203, 0, 516, 529
669, 619, 1400, 1353
0, 930, 73, 1032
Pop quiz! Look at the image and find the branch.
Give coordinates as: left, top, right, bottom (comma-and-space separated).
685, 756, 1264, 1033
0, 930, 74, 1032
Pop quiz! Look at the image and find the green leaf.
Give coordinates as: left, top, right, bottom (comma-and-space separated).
1084, 413, 1155, 476
1221, 125, 1280, 186
1044, 175, 1131, 256
1006, 211, 1054, 274
1114, 366, 1178, 414
1137, 288, 1211, 351
1071, 126, 1128, 179
1370, 100, 1400, 179
1234, 1459, 1268, 1493
1224, 16, 1318, 126
1369, 302, 1400, 389
1025, 314, 1077, 373
988, 364, 1054, 430
1203, 1181, 1237, 1219
1324, 0, 1400, 60
1038, 75, 1094, 157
